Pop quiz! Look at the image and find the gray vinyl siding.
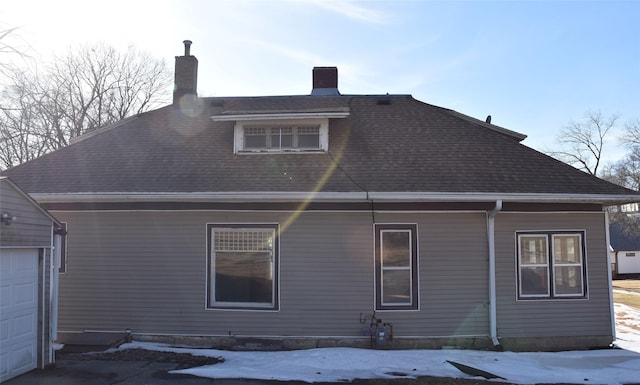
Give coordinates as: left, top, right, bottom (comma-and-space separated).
0, 180, 53, 247
494, 212, 612, 339
56, 210, 374, 336
53, 210, 490, 339
374, 212, 489, 337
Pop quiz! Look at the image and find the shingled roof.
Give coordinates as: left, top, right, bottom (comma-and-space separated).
610, 222, 640, 251
2, 93, 638, 205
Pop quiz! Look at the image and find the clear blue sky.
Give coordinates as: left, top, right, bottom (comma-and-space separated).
3, 0, 638, 162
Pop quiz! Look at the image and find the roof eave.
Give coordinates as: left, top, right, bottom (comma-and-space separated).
367, 192, 639, 206
28, 191, 640, 206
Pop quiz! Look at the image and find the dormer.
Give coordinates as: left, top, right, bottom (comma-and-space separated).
211, 66, 349, 154
212, 111, 349, 154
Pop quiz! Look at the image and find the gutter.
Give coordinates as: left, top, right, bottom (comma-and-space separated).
487, 200, 503, 349
28, 191, 640, 205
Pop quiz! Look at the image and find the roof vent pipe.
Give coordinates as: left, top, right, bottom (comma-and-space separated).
183, 40, 192, 56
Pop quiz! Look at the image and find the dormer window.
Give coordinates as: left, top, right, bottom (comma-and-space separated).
244, 125, 320, 150
232, 117, 330, 154
211, 111, 349, 154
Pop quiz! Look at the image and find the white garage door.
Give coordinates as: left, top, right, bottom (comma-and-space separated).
0, 248, 39, 382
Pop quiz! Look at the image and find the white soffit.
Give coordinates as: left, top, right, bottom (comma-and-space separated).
211, 112, 350, 121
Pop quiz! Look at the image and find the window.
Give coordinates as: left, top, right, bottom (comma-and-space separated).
375, 224, 418, 310
296, 126, 321, 148
207, 224, 279, 310
517, 231, 586, 299
233, 118, 329, 153
243, 125, 320, 150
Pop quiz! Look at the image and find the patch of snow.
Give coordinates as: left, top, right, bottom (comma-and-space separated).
111, 303, 640, 385
613, 303, 640, 353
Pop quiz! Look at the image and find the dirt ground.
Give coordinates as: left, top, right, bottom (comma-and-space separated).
59, 349, 222, 370
613, 278, 640, 293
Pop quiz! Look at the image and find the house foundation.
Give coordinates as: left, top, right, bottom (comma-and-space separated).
131, 334, 612, 352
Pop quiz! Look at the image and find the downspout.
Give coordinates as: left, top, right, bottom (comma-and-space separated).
49, 227, 62, 366
40, 248, 46, 369
50, 235, 60, 364
487, 200, 502, 349
604, 211, 616, 343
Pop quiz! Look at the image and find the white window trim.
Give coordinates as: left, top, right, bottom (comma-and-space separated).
551, 233, 585, 298
380, 229, 414, 307
374, 224, 419, 311
517, 234, 551, 298
234, 118, 329, 154
207, 223, 280, 310
516, 231, 587, 300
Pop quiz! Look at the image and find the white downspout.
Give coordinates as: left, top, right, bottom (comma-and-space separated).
604, 211, 616, 343
488, 200, 502, 348
49, 231, 61, 365
41, 249, 46, 368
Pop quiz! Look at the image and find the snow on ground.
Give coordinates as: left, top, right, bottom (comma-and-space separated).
615, 303, 640, 353
114, 303, 640, 385
116, 341, 640, 384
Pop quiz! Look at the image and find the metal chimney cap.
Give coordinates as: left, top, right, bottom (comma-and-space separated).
183, 40, 193, 56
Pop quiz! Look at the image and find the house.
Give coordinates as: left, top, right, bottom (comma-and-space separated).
0, 177, 63, 382
610, 222, 640, 276
2, 41, 639, 352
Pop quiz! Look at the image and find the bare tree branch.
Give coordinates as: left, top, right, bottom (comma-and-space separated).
0, 24, 33, 78
0, 42, 171, 170
547, 110, 618, 176
602, 147, 640, 235
622, 119, 640, 148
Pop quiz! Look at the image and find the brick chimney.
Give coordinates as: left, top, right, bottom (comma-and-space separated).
173, 40, 198, 105
311, 67, 339, 96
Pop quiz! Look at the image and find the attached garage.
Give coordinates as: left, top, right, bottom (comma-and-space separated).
0, 249, 39, 381
0, 177, 62, 382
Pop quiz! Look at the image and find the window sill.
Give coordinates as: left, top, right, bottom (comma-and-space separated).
207, 305, 280, 312
237, 149, 326, 154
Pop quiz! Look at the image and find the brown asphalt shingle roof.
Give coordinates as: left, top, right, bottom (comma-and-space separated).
2, 94, 638, 201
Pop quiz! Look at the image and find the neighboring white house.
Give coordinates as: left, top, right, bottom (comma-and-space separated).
610, 222, 640, 276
